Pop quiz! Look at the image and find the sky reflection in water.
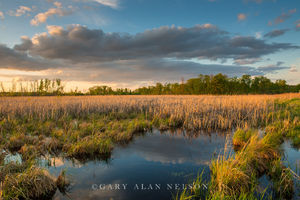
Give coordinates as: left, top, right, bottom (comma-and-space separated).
51, 130, 229, 200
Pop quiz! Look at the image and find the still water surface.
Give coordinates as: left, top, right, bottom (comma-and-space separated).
51, 130, 230, 200
4, 130, 299, 199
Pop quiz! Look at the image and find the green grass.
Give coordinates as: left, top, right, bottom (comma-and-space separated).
174, 172, 208, 200
2, 166, 57, 200
232, 129, 257, 147
19, 144, 40, 161
268, 159, 294, 199
0, 114, 153, 162
210, 134, 279, 196
175, 170, 271, 200
1, 97, 299, 200
176, 98, 300, 200
66, 135, 113, 160
0, 162, 26, 182
269, 98, 300, 148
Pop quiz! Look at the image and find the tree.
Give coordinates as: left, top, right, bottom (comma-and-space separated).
240, 75, 251, 94
211, 73, 229, 94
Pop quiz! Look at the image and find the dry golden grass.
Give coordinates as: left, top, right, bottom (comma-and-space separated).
0, 94, 299, 131
210, 134, 281, 197
2, 166, 57, 200
1, 94, 299, 200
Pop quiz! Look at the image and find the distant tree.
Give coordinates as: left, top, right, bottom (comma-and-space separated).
211, 73, 229, 94
240, 75, 252, 94
0, 74, 298, 96
274, 80, 287, 93
89, 86, 113, 95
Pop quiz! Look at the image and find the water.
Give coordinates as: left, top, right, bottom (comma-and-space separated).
257, 141, 300, 200
282, 141, 300, 199
282, 141, 300, 172
3, 130, 299, 199
50, 130, 230, 200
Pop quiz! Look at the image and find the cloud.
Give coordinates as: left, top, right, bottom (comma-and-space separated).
53, 1, 62, 8
30, 2, 75, 26
264, 29, 289, 38
244, 0, 276, 3
257, 61, 289, 73
9, 6, 32, 17
296, 20, 300, 29
14, 24, 298, 64
289, 65, 298, 72
91, 0, 119, 9
0, 56, 290, 88
47, 25, 65, 36
238, 13, 247, 21
111, 131, 222, 165
0, 44, 59, 71
2, 24, 297, 86
269, 9, 297, 26
234, 58, 262, 65
245, 0, 263, 3
0, 45, 292, 87
0, 11, 4, 20
255, 32, 262, 39
0, 56, 265, 84
0, 42, 286, 85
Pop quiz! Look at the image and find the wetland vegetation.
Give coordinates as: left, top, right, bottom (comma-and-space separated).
0, 94, 299, 199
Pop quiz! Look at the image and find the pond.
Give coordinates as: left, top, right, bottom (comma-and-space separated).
3, 130, 299, 200
50, 130, 231, 200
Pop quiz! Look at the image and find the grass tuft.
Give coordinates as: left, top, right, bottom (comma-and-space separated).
232, 129, 257, 148
0, 162, 26, 182
268, 159, 294, 199
66, 135, 113, 160
56, 169, 70, 194
2, 166, 57, 200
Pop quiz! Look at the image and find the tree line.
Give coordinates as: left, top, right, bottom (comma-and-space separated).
89, 74, 300, 95
0, 74, 299, 96
0, 79, 67, 96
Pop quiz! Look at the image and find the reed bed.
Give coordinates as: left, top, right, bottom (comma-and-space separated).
0, 94, 299, 131
1, 94, 299, 200
177, 97, 300, 200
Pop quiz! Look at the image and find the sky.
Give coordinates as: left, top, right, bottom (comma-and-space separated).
0, 0, 299, 91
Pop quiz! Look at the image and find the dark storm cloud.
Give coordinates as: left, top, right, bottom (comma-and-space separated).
0, 44, 57, 71
264, 29, 289, 38
14, 25, 298, 65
